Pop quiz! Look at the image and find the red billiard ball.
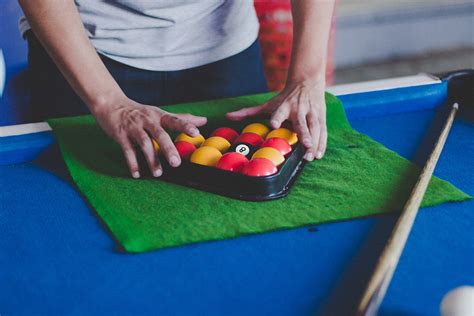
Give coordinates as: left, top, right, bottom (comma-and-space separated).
260, 137, 292, 156
210, 127, 239, 143
216, 152, 249, 172
234, 133, 264, 147
241, 158, 278, 177
175, 141, 196, 160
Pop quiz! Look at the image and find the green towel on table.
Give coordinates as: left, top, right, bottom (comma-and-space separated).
48, 92, 471, 253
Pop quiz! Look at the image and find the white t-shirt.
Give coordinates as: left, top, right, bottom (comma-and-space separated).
20, 0, 259, 71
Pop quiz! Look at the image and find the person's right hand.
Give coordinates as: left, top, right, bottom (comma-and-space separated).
92, 94, 207, 178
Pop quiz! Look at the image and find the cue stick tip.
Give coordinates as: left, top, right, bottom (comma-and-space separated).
453, 102, 459, 110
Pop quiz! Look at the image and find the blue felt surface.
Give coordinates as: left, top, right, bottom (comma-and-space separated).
1, 92, 473, 315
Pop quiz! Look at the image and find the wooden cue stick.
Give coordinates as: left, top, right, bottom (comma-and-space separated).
356, 102, 459, 316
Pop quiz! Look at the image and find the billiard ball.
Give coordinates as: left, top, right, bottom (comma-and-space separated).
175, 133, 205, 147
234, 132, 264, 147
190, 146, 222, 167
229, 142, 256, 159
174, 141, 196, 160
152, 139, 159, 152
242, 123, 270, 138
241, 158, 278, 177
201, 136, 231, 153
440, 286, 474, 316
252, 147, 285, 167
216, 152, 249, 172
260, 137, 292, 156
266, 128, 298, 145
210, 127, 239, 143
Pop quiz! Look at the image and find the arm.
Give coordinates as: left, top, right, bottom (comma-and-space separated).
227, 0, 335, 161
19, 0, 206, 178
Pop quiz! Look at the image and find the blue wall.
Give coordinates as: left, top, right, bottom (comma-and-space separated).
0, 1, 30, 126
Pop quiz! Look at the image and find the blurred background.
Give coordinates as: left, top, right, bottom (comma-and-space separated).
333, 0, 473, 84
1, 0, 473, 125
255, 0, 474, 89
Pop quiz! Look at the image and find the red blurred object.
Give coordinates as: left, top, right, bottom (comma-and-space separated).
254, 0, 336, 91
216, 152, 249, 173
261, 137, 292, 156
175, 141, 196, 160
234, 132, 264, 147
210, 127, 239, 143
241, 158, 278, 177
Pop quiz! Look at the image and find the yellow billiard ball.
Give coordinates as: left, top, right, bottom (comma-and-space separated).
266, 128, 298, 145
201, 136, 231, 153
242, 123, 270, 138
175, 133, 205, 147
190, 146, 223, 167
252, 147, 285, 167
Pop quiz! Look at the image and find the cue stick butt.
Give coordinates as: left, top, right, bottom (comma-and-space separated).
356, 103, 459, 316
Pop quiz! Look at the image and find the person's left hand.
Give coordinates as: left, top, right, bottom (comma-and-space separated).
226, 80, 327, 161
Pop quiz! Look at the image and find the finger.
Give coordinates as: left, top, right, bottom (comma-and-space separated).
153, 155, 163, 177
161, 115, 200, 137
120, 139, 140, 178
150, 138, 163, 176
305, 114, 321, 162
270, 104, 290, 129
132, 129, 162, 177
149, 126, 181, 167
225, 104, 264, 121
316, 122, 327, 160
175, 113, 207, 127
293, 112, 312, 150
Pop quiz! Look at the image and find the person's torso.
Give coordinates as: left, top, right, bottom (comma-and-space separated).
20, 0, 259, 71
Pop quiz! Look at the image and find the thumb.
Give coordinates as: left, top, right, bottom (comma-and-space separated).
175, 113, 207, 127
226, 105, 264, 121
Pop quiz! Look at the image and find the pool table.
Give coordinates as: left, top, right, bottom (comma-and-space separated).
1, 71, 473, 316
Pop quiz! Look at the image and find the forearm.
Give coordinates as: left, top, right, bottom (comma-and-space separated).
19, 0, 124, 111
288, 0, 335, 85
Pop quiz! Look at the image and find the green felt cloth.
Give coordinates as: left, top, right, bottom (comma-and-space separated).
48, 93, 471, 253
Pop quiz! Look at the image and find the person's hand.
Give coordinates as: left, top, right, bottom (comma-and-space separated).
226, 80, 327, 161
92, 95, 207, 178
